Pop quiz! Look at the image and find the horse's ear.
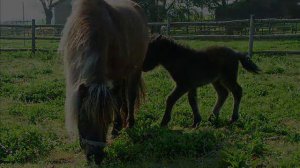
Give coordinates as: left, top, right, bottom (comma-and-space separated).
78, 83, 88, 99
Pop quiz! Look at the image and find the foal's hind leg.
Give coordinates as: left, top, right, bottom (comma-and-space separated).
222, 81, 242, 123
161, 86, 187, 127
188, 88, 202, 128
209, 82, 229, 121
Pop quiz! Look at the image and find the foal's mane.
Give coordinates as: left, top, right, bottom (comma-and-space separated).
152, 35, 197, 56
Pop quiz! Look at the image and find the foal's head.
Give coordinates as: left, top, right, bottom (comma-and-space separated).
77, 83, 113, 164
143, 34, 173, 71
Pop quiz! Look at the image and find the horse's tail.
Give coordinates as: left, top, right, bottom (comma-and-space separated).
237, 52, 261, 74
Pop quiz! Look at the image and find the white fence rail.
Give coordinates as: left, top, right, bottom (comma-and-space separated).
1, 18, 300, 55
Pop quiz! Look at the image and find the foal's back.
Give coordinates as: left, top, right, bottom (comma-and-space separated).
176, 46, 242, 88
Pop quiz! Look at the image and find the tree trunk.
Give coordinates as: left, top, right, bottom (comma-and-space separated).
221, 0, 227, 6
45, 9, 53, 25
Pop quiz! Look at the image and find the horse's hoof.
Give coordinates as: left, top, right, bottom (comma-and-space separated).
125, 123, 134, 129
111, 130, 120, 139
126, 119, 135, 128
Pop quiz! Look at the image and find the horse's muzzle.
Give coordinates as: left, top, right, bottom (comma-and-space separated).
85, 145, 106, 165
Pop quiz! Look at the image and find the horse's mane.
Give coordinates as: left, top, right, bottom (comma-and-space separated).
60, 0, 108, 137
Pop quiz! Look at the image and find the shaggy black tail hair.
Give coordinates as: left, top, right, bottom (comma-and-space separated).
237, 52, 261, 74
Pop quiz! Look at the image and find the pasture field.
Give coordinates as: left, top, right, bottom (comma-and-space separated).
0, 40, 300, 167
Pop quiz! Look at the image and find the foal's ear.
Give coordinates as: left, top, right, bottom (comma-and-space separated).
151, 34, 163, 41
78, 83, 88, 99
156, 34, 163, 40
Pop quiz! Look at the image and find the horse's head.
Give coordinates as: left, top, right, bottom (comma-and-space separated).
143, 34, 169, 72
77, 83, 113, 164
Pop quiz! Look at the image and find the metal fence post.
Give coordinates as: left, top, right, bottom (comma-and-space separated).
31, 19, 36, 54
248, 15, 255, 57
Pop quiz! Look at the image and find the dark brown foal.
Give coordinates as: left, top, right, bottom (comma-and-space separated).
143, 35, 260, 127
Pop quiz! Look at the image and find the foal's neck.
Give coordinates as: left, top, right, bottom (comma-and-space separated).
161, 41, 197, 64
160, 41, 196, 68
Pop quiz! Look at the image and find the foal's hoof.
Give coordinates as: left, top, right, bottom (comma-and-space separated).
160, 122, 169, 128
191, 122, 201, 128
208, 114, 219, 124
229, 116, 239, 124
160, 117, 171, 128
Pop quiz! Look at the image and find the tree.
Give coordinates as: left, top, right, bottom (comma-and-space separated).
39, 0, 66, 24
135, 0, 177, 21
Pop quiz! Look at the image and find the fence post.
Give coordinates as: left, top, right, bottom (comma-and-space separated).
31, 19, 36, 54
248, 15, 255, 57
167, 15, 171, 36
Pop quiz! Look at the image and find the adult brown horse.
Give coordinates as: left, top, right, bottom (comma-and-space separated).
59, 0, 148, 164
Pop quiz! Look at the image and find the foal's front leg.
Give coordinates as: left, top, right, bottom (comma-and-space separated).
161, 86, 187, 127
188, 88, 202, 128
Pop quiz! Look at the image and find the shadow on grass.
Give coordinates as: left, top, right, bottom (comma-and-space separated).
103, 123, 224, 166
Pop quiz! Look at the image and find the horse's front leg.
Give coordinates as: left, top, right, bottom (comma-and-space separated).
161, 86, 187, 127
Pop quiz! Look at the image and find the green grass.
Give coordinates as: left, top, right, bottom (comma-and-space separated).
1, 39, 59, 51
0, 40, 300, 167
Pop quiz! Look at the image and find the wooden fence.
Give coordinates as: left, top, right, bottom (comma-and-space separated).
1, 17, 300, 55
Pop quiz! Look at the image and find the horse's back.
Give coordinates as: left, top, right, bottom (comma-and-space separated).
105, 0, 149, 79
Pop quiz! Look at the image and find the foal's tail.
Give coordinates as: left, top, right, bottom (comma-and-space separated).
237, 53, 261, 74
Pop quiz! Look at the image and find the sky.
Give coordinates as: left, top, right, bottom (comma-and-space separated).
0, 0, 44, 23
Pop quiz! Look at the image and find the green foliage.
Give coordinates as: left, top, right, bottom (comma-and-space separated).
13, 80, 64, 103
8, 103, 63, 124
0, 125, 57, 163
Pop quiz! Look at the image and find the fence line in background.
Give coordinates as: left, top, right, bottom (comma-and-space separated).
1, 18, 300, 55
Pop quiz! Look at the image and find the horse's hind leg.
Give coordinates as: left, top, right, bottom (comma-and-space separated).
126, 73, 142, 128
210, 82, 229, 121
161, 86, 187, 127
111, 84, 123, 137
222, 80, 242, 123
188, 88, 202, 128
